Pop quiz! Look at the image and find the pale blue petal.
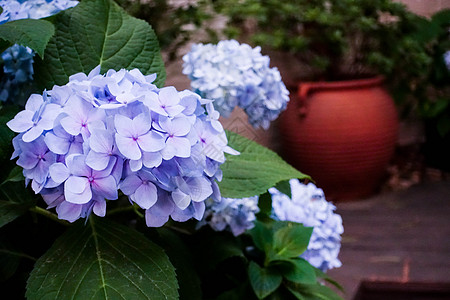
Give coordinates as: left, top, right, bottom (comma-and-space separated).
119, 174, 141, 195
92, 176, 118, 200
167, 137, 191, 158
137, 131, 165, 152
187, 177, 213, 202
132, 112, 152, 136
115, 134, 141, 160
67, 155, 91, 177
114, 114, 133, 137
60, 116, 82, 136
172, 189, 191, 210
142, 151, 162, 168
129, 158, 143, 172
89, 129, 113, 153
93, 200, 106, 217
49, 163, 70, 183
56, 201, 83, 223
65, 176, 89, 194
133, 182, 157, 209
6, 110, 33, 132
45, 132, 70, 154
22, 126, 44, 142
86, 150, 110, 171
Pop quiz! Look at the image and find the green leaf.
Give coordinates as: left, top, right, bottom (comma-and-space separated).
0, 105, 20, 164
257, 192, 273, 216
248, 261, 282, 299
286, 283, 344, 300
0, 19, 55, 58
2, 166, 25, 184
314, 268, 344, 293
282, 258, 316, 285
249, 221, 273, 253
270, 223, 313, 261
0, 181, 36, 227
26, 217, 178, 300
34, 0, 166, 90
156, 228, 202, 300
220, 131, 310, 198
0, 241, 21, 281
274, 180, 292, 198
0, 200, 30, 228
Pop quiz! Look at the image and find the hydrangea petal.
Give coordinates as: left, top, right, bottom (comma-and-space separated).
85, 150, 110, 171
49, 162, 70, 183
133, 182, 157, 209
115, 134, 141, 160
119, 174, 141, 195
56, 201, 83, 223
92, 176, 118, 200
137, 131, 165, 152
6, 110, 34, 132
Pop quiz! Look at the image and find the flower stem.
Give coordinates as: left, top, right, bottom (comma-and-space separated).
108, 205, 144, 218
0, 249, 36, 261
29, 206, 70, 226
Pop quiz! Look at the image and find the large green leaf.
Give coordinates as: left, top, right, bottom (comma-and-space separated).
220, 131, 310, 198
248, 261, 282, 299
157, 228, 202, 300
286, 283, 344, 300
282, 258, 316, 285
0, 181, 36, 228
0, 105, 20, 164
26, 217, 178, 300
249, 221, 273, 253
34, 0, 166, 89
0, 200, 31, 228
271, 222, 313, 261
0, 19, 55, 58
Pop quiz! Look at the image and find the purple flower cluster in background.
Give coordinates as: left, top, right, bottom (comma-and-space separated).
198, 196, 259, 236
0, 0, 78, 23
0, 0, 79, 102
7, 66, 238, 225
270, 179, 343, 272
182, 40, 289, 130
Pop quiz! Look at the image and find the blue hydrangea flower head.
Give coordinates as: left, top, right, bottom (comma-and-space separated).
269, 179, 344, 272
198, 196, 259, 236
182, 40, 289, 129
8, 66, 238, 225
0, 0, 79, 102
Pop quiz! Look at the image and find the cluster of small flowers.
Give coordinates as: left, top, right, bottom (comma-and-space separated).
7, 66, 237, 226
0, 0, 78, 102
270, 179, 343, 272
182, 40, 289, 130
199, 196, 259, 236
0, 0, 78, 23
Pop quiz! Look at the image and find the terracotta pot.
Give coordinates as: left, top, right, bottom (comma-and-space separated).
278, 76, 399, 201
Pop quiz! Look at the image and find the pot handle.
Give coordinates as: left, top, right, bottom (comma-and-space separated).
297, 82, 314, 118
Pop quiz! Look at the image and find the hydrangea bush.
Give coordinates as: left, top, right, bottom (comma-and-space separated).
0, 0, 344, 299
7, 65, 237, 225
270, 179, 344, 272
0, 0, 78, 102
182, 40, 289, 129
199, 196, 259, 236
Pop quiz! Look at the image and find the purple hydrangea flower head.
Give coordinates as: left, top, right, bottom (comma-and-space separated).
0, 0, 79, 102
9, 66, 237, 224
182, 40, 290, 129
269, 179, 344, 272
198, 196, 259, 236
